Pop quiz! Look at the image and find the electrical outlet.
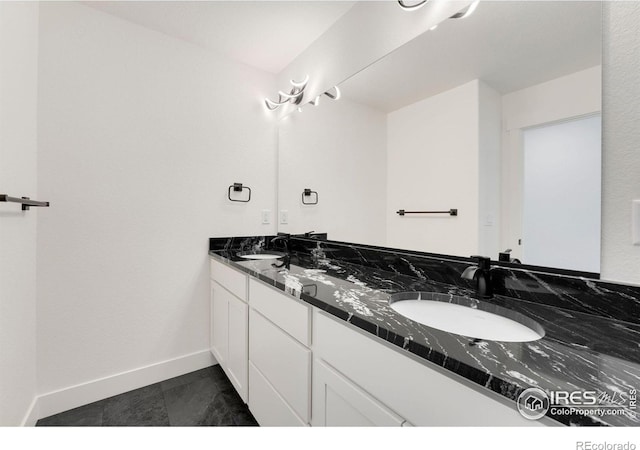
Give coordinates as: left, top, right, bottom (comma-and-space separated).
280, 210, 289, 225
261, 209, 271, 225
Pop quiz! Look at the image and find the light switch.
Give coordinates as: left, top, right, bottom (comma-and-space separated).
261, 209, 271, 225
633, 200, 640, 246
280, 210, 289, 225
484, 214, 494, 227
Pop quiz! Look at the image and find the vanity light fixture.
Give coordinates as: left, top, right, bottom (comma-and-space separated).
450, 0, 480, 19
398, 0, 479, 20
324, 85, 341, 101
289, 76, 309, 88
287, 85, 340, 115
264, 74, 309, 111
397, 0, 429, 11
308, 87, 339, 109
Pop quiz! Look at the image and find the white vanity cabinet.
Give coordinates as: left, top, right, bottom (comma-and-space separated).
313, 310, 549, 427
209, 259, 248, 402
247, 279, 312, 426
209, 256, 552, 427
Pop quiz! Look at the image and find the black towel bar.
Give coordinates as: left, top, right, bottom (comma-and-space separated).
0, 194, 50, 211
397, 209, 457, 216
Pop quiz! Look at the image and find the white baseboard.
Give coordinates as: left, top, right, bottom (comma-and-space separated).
35, 349, 216, 422
20, 397, 40, 427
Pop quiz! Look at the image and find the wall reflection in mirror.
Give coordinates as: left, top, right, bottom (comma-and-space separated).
277, 1, 602, 275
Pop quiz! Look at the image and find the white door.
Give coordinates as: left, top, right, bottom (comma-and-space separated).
522, 114, 601, 273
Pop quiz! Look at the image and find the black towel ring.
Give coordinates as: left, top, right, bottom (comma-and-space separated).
228, 183, 251, 203
302, 188, 318, 205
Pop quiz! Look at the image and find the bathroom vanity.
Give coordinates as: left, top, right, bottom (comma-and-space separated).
208, 236, 640, 427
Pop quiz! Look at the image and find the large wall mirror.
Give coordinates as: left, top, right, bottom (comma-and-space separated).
277, 1, 602, 275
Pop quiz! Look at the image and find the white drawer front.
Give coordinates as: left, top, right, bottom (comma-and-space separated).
249, 279, 311, 346
248, 362, 307, 427
249, 309, 311, 423
210, 258, 247, 301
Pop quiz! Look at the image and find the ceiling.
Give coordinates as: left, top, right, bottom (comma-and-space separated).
84, 1, 356, 74
340, 1, 602, 112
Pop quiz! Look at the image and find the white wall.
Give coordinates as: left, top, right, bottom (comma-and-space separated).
601, 2, 640, 284
477, 81, 502, 258
386, 80, 482, 256
278, 98, 387, 245
502, 66, 601, 132
500, 66, 601, 261
36, 2, 277, 408
0, 2, 39, 426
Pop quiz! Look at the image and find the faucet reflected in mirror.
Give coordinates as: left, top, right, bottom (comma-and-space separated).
269, 233, 291, 269
461, 256, 494, 299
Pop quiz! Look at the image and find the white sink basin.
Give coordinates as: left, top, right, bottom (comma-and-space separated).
389, 293, 544, 342
238, 253, 283, 260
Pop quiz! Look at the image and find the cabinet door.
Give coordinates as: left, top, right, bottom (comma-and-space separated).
249, 309, 311, 423
312, 359, 404, 427
248, 362, 307, 427
227, 293, 249, 402
210, 281, 228, 367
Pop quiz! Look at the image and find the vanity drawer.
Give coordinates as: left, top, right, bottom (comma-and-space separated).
249, 278, 311, 346
249, 309, 311, 423
210, 258, 247, 301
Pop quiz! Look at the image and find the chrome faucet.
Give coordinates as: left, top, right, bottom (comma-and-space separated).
461, 256, 493, 299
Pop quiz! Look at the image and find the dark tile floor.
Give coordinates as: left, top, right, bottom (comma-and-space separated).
36, 365, 258, 426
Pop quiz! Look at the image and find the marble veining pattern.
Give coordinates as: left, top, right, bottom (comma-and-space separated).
287, 238, 640, 325
209, 236, 640, 426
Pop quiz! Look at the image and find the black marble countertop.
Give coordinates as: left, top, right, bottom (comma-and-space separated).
208, 245, 640, 427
